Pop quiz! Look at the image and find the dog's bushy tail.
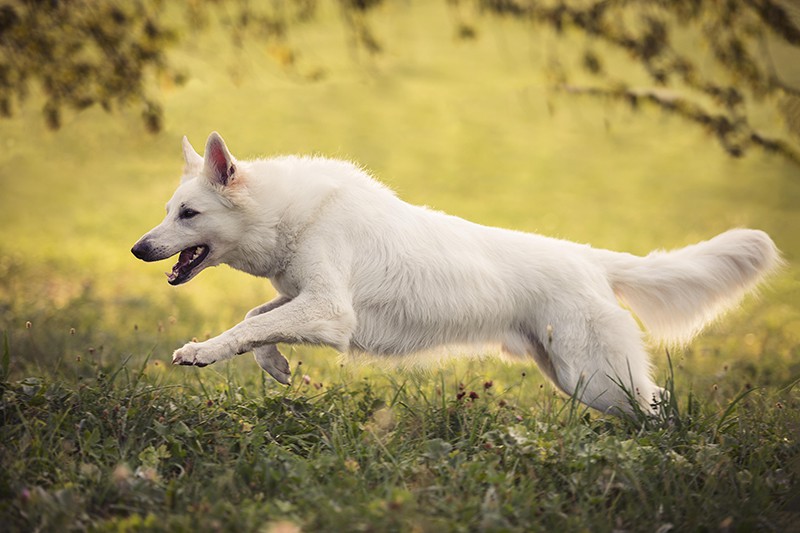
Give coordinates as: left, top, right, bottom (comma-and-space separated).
599, 229, 782, 345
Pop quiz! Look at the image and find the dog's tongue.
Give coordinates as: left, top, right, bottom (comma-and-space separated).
177, 248, 194, 266
167, 245, 209, 284
167, 248, 195, 282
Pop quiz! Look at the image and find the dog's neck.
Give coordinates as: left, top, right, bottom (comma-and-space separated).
222, 157, 343, 281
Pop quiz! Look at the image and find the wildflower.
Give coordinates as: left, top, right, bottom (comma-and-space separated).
136, 466, 160, 483
265, 521, 302, 533
469, 391, 479, 400
344, 458, 360, 473
112, 463, 133, 486
373, 407, 396, 431
456, 391, 466, 400
25, 321, 31, 329
302, 374, 311, 385
483, 380, 493, 390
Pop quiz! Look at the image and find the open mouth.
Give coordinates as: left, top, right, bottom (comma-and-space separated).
167, 245, 210, 285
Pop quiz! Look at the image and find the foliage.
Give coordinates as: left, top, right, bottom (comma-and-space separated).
0, 0, 176, 132
465, 0, 800, 162
0, 0, 318, 132
2, 0, 800, 162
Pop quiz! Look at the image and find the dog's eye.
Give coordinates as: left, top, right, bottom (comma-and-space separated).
179, 208, 200, 219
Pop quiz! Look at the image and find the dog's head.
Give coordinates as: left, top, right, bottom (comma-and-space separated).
131, 132, 253, 285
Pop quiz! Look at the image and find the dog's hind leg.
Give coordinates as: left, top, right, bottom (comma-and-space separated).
245, 296, 292, 384
529, 300, 663, 416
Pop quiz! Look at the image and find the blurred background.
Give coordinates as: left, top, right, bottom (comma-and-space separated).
0, 0, 798, 391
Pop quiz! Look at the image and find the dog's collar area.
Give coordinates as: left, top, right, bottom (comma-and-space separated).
167, 245, 209, 285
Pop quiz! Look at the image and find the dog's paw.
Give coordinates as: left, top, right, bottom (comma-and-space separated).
254, 344, 291, 385
172, 341, 221, 367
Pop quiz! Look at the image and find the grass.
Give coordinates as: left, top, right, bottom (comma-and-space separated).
1, 333, 799, 532
1, 1, 800, 531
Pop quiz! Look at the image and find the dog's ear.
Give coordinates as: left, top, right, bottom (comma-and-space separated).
203, 131, 236, 187
181, 136, 203, 182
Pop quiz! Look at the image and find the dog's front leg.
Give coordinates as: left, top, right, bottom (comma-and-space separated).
245, 296, 292, 384
172, 293, 355, 368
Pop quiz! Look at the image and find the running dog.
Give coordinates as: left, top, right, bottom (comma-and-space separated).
131, 132, 781, 414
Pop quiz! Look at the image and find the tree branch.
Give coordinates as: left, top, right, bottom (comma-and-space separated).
560, 84, 800, 165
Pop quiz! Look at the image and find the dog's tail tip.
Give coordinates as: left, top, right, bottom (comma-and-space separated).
727, 228, 784, 272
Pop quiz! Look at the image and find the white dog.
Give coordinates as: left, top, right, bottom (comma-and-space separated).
131, 132, 781, 414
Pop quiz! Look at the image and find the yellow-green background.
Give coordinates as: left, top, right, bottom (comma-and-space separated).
1, 1, 798, 394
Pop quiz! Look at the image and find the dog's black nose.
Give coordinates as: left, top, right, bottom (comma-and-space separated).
131, 240, 152, 261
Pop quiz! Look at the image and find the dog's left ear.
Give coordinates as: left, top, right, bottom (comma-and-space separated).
181, 136, 203, 182
203, 131, 236, 187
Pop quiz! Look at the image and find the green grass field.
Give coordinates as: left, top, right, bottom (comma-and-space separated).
1, 3, 799, 531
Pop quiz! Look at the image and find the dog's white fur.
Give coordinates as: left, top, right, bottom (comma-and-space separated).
131, 132, 782, 414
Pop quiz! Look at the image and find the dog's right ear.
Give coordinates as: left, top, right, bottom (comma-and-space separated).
203, 132, 236, 188
181, 135, 203, 182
